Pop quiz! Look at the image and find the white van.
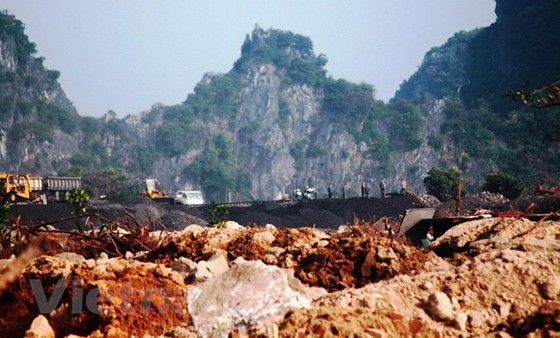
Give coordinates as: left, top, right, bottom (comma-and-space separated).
175, 190, 204, 205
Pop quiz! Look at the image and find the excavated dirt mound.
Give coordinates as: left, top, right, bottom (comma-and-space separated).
147, 227, 431, 292
2, 193, 560, 337
0, 248, 190, 337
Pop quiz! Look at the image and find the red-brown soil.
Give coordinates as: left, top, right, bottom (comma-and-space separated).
1, 193, 559, 337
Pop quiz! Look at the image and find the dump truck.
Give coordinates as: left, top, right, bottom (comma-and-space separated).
30, 176, 83, 202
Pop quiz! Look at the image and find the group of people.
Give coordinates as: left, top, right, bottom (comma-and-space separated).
325, 178, 407, 199
360, 182, 370, 198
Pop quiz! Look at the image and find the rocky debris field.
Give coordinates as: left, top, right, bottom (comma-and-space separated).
0, 193, 560, 337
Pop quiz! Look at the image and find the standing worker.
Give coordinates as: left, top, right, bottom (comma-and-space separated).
379, 180, 385, 198
327, 184, 333, 199
400, 178, 407, 195
341, 185, 346, 199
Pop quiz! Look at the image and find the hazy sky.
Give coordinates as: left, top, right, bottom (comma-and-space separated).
3, 1, 496, 118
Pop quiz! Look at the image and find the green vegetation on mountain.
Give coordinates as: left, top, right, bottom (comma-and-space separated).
151, 27, 391, 199
134, 143, 159, 173
387, 101, 426, 151
187, 74, 241, 119
440, 99, 504, 159
2, 2, 560, 200
233, 27, 327, 87
110, 7, 560, 197
0, 10, 37, 67
36, 101, 78, 134
395, 30, 480, 102
67, 116, 130, 170
183, 134, 250, 202
154, 105, 197, 157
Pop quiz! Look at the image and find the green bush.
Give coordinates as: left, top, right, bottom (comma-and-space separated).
322, 80, 374, 120
155, 122, 189, 156
208, 204, 229, 228
441, 100, 503, 159
482, 172, 523, 199
427, 135, 443, 150
289, 140, 307, 172
423, 167, 463, 202
308, 143, 326, 158
286, 58, 320, 86
187, 73, 240, 119
68, 189, 90, 214
394, 30, 479, 102
7, 123, 27, 143
81, 167, 128, 199
47, 70, 60, 81
233, 28, 326, 86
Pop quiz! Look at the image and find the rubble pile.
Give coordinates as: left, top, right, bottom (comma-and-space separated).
435, 192, 512, 217
417, 193, 442, 208
0, 194, 559, 337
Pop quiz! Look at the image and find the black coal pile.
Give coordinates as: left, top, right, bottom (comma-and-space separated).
185, 194, 426, 229
9, 195, 426, 231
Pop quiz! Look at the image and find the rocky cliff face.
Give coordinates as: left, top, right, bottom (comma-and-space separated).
0, 12, 81, 175
122, 24, 480, 201
147, 63, 479, 200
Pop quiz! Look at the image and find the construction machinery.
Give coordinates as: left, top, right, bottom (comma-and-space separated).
0, 174, 42, 204
143, 178, 175, 203
0, 174, 83, 204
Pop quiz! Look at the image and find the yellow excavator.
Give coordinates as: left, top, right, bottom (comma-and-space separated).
142, 178, 175, 203
0, 173, 42, 204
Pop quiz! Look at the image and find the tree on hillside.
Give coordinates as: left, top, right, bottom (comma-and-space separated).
423, 167, 463, 202
82, 167, 128, 199
482, 171, 523, 199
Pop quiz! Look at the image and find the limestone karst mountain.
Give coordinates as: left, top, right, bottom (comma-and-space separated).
1, 1, 559, 202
